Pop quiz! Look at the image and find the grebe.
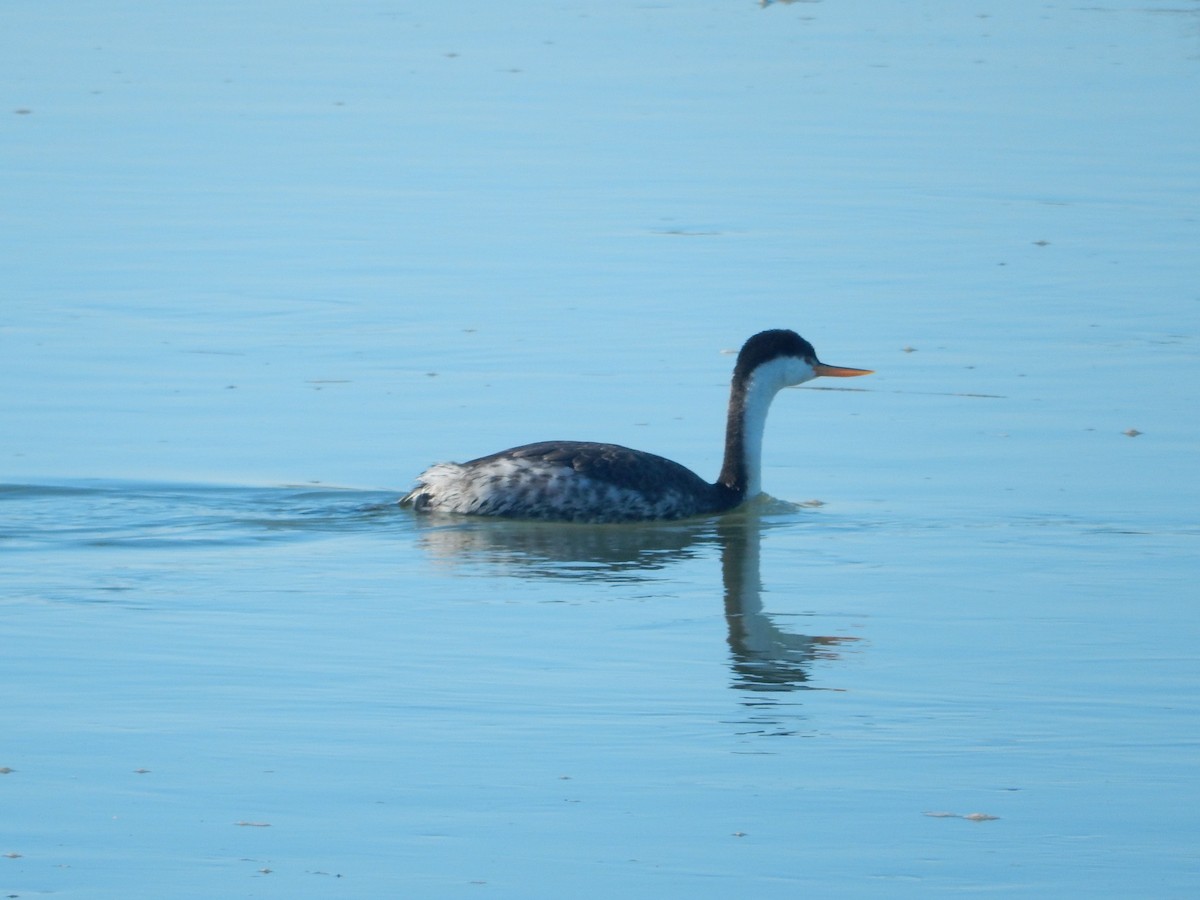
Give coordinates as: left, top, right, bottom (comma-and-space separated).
401, 329, 871, 523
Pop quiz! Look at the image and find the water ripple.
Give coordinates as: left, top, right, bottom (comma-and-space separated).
0, 480, 406, 550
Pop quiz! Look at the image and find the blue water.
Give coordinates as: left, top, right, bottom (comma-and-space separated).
4, 1, 1199, 897
4, 481, 1195, 896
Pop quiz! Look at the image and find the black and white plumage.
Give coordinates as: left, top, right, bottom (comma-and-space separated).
401, 329, 871, 523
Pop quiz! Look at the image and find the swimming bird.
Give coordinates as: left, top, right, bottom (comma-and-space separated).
401, 329, 871, 523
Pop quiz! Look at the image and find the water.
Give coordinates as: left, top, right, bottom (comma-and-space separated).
3, 1, 1199, 896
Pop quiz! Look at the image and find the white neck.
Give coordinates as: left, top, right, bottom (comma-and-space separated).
735, 355, 816, 499
719, 354, 816, 500
739, 372, 778, 499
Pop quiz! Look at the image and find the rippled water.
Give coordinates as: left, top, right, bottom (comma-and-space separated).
5, 478, 1196, 896
4, 0, 1199, 897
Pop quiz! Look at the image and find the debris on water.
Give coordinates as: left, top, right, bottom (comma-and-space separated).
923, 810, 999, 822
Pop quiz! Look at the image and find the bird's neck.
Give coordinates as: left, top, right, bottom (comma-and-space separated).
717, 370, 779, 500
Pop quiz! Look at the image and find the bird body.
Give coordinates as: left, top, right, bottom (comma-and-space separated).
406, 440, 738, 523
402, 329, 870, 523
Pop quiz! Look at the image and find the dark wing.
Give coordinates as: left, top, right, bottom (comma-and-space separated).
466, 440, 716, 503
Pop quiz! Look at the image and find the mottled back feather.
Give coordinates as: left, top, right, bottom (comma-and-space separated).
402, 441, 740, 523
476, 441, 707, 500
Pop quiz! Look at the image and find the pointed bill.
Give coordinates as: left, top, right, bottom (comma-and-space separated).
813, 363, 873, 378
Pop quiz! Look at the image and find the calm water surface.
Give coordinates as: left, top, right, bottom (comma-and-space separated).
3, 1, 1198, 897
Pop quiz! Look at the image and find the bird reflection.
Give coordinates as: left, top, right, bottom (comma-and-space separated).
716, 513, 859, 706
411, 504, 859, 713
410, 514, 711, 581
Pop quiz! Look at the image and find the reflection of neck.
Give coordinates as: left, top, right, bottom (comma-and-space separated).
718, 371, 780, 501
720, 515, 764, 645
722, 513, 854, 696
